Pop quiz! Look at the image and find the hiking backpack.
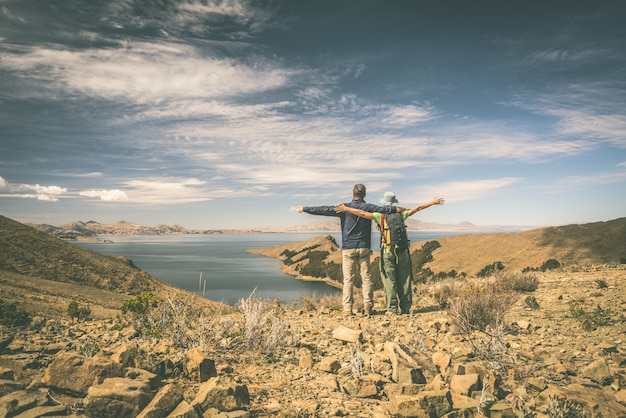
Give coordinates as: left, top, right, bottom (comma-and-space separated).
380, 212, 409, 250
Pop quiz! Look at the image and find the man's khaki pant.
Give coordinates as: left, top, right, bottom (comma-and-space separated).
341, 248, 373, 313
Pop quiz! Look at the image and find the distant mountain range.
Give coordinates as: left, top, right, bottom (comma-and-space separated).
27, 218, 535, 240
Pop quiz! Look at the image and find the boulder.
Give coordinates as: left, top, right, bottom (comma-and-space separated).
111, 341, 140, 367
450, 373, 480, 396
41, 350, 124, 396
431, 351, 451, 376
184, 347, 217, 382
0, 368, 14, 381
580, 357, 612, 385
298, 347, 314, 369
389, 389, 453, 418
331, 326, 362, 343
540, 384, 626, 417
0, 389, 49, 417
126, 367, 162, 389
190, 376, 250, 413
137, 383, 184, 418
166, 400, 200, 418
0, 380, 24, 397
84, 377, 153, 418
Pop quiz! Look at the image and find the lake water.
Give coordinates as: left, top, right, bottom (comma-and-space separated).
75, 232, 459, 305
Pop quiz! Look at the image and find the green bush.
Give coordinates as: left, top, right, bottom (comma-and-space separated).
0, 299, 31, 327
67, 301, 92, 320
568, 299, 612, 328
477, 261, 505, 278
299, 250, 330, 278
595, 279, 608, 289
540, 258, 561, 271
121, 292, 159, 315
524, 295, 540, 309
120, 292, 160, 337
411, 240, 441, 275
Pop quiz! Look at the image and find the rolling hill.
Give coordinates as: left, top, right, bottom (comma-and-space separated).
0, 214, 222, 317
421, 217, 626, 275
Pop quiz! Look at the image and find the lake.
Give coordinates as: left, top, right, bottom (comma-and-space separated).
75, 231, 459, 305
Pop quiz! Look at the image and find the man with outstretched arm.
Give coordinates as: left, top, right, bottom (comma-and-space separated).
296, 184, 404, 316
335, 193, 444, 315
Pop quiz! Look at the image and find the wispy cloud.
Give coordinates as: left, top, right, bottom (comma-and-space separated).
79, 189, 130, 202
1, 41, 291, 103
416, 178, 523, 203
379, 105, 435, 127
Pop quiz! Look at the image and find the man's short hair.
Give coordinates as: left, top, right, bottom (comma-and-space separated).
353, 183, 366, 198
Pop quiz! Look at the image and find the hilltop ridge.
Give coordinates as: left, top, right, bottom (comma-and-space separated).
25, 218, 534, 240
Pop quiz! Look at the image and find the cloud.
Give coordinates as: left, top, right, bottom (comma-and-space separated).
379, 105, 435, 127
79, 189, 130, 202
0, 41, 291, 104
549, 109, 626, 147
562, 170, 626, 187
122, 177, 215, 204
507, 80, 626, 149
417, 178, 523, 203
11, 181, 68, 202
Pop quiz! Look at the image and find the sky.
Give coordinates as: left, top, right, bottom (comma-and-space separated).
1, 0, 625, 230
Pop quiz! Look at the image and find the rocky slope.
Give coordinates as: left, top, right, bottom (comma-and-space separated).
0, 265, 625, 417
1, 215, 626, 417
0, 215, 221, 318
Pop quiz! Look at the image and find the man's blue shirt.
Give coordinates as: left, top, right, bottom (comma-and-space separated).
303, 199, 397, 250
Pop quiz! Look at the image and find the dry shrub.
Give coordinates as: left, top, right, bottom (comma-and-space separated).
237, 290, 298, 356
497, 271, 539, 292
447, 279, 516, 335
430, 279, 460, 309
294, 293, 342, 312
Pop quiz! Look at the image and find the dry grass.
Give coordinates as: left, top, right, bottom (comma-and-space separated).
416, 217, 626, 276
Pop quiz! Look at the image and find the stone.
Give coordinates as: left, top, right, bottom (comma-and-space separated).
526, 377, 547, 391
0, 368, 14, 381
331, 326, 362, 343
298, 347, 314, 369
189, 376, 250, 413
137, 383, 184, 418
111, 341, 140, 367
395, 364, 426, 385
84, 377, 153, 418
580, 357, 612, 385
450, 373, 480, 396
41, 350, 124, 396
431, 351, 451, 376
488, 400, 516, 418
0, 330, 13, 352
0, 380, 24, 397
166, 400, 200, 418
126, 367, 162, 389
315, 357, 341, 373
11, 405, 68, 417
184, 347, 217, 382
540, 384, 626, 417
389, 389, 453, 418
0, 389, 49, 418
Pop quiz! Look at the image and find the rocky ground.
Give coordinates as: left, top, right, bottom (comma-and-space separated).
1, 265, 625, 417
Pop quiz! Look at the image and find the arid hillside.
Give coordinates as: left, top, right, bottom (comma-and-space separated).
0, 215, 221, 318
421, 217, 626, 276
249, 217, 626, 286
1, 215, 626, 417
